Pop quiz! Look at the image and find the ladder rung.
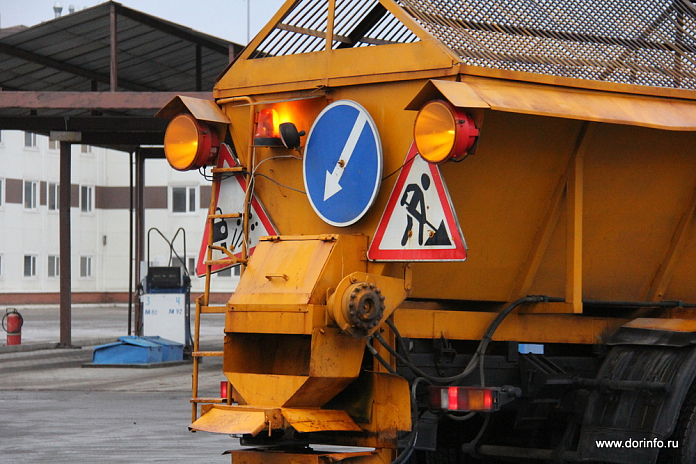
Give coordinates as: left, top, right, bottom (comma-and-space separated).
208, 213, 242, 219
212, 166, 245, 173
205, 259, 240, 266
191, 397, 227, 404
201, 305, 227, 314
193, 351, 224, 357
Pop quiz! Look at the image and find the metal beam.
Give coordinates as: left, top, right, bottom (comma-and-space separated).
336, 3, 388, 49
0, 42, 151, 92
566, 123, 595, 314
0, 91, 213, 109
79, 133, 165, 145
0, 116, 168, 132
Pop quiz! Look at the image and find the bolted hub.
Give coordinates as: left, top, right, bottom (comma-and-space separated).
344, 282, 386, 335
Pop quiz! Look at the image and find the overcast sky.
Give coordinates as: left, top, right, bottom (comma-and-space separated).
0, 0, 287, 45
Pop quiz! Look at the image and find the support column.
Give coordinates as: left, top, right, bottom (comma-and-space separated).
128, 150, 134, 335
109, 2, 118, 92
59, 141, 72, 347
134, 148, 146, 336
565, 123, 594, 314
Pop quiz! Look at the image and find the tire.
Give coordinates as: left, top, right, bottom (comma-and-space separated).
658, 382, 696, 463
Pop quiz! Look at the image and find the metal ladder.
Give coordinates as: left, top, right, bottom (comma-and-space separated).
190, 164, 248, 423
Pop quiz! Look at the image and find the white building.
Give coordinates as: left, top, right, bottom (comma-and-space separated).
0, 129, 239, 305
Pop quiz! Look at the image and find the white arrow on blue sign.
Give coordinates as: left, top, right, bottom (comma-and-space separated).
303, 100, 383, 227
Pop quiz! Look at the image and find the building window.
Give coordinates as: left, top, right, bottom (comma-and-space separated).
171, 186, 197, 213
24, 132, 37, 148
175, 256, 196, 276
217, 265, 241, 277
80, 256, 92, 278
48, 255, 60, 277
24, 181, 38, 210
80, 185, 93, 213
48, 183, 59, 211
23, 255, 37, 277
48, 139, 58, 151
81, 144, 92, 154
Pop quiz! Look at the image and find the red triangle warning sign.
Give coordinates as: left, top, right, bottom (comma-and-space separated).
196, 144, 278, 277
368, 143, 467, 262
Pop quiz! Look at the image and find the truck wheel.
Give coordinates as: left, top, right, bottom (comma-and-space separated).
658, 382, 696, 463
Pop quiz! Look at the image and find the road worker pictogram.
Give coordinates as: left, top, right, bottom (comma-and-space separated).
368, 142, 466, 262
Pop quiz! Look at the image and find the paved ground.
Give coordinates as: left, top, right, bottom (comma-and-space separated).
0, 304, 239, 463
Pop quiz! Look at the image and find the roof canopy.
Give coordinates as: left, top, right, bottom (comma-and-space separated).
0, 1, 243, 151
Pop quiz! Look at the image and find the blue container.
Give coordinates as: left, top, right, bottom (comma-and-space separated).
141, 336, 184, 362
92, 336, 183, 364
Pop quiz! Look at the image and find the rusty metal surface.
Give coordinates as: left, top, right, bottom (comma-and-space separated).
407, 77, 696, 130
189, 407, 267, 435
282, 408, 362, 432
624, 317, 696, 332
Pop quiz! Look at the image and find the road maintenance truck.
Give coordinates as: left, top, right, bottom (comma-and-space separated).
157, 0, 696, 462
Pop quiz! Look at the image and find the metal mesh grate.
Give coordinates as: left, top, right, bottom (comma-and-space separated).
397, 0, 696, 89
249, 0, 418, 59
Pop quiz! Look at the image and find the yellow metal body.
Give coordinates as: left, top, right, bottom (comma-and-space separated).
190, 234, 412, 447
163, 0, 696, 460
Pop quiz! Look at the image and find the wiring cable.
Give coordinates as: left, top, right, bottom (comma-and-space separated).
382, 155, 415, 182
374, 296, 549, 385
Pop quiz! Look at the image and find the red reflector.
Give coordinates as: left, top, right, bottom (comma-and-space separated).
448, 386, 458, 410
484, 389, 493, 410
220, 380, 228, 399
429, 386, 500, 412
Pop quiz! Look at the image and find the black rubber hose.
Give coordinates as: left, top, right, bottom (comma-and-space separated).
375, 296, 548, 384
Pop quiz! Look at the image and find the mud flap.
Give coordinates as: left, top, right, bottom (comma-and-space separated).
577, 343, 696, 463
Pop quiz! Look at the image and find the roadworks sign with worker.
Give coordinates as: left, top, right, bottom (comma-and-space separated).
368, 143, 467, 262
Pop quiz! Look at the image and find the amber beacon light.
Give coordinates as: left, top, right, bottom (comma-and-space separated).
414, 100, 479, 164
164, 113, 220, 171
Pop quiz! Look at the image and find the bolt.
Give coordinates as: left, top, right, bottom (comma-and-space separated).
362, 283, 368, 289
351, 292, 356, 299
350, 276, 357, 283
375, 288, 381, 294
380, 296, 386, 301
348, 301, 355, 308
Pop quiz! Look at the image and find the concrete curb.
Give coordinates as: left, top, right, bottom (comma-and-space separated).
0, 337, 119, 354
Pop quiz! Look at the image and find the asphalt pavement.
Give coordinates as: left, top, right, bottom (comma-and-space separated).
0, 304, 239, 463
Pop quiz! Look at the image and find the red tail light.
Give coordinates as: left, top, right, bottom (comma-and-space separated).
429, 386, 499, 412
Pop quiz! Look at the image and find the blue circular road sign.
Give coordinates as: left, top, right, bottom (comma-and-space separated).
303, 100, 382, 227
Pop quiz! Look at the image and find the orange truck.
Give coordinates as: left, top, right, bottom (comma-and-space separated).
157, 1, 696, 462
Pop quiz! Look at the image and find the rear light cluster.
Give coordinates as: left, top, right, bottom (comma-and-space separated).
430, 386, 499, 412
